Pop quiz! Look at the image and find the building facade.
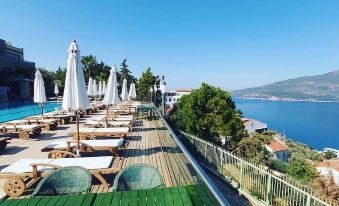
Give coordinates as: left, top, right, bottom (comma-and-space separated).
265, 139, 289, 162
165, 89, 191, 106
0, 39, 35, 101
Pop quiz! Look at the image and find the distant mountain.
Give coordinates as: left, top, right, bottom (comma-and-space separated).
233, 70, 339, 101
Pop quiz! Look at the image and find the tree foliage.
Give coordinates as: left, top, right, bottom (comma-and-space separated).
81, 55, 97, 83
286, 158, 318, 184
168, 83, 245, 148
118, 58, 137, 94
136, 67, 158, 102
235, 133, 273, 166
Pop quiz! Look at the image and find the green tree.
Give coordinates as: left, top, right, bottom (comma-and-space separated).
235, 133, 273, 166
324, 151, 337, 160
118, 58, 137, 93
81, 55, 97, 83
168, 83, 245, 148
94, 61, 110, 82
136, 67, 158, 101
286, 158, 318, 184
54, 66, 66, 94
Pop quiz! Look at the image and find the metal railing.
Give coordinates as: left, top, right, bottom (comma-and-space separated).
180, 132, 337, 206
156, 108, 232, 206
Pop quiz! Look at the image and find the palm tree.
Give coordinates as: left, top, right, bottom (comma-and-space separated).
81, 55, 97, 83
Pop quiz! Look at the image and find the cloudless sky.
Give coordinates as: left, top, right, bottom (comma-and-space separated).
1, 0, 339, 90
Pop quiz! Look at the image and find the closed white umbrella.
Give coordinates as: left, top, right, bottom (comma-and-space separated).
102, 81, 106, 97
87, 77, 94, 97
34, 70, 47, 118
103, 66, 119, 106
62, 40, 89, 156
98, 81, 103, 97
121, 79, 128, 101
54, 83, 59, 96
103, 66, 119, 127
92, 79, 97, 100
128, 83, 137, 100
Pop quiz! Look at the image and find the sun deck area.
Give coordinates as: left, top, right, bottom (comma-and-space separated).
0, 109, 218, 205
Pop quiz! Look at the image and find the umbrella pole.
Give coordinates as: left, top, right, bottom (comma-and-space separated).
105, 106, 109, 128
76, 110, 80, 157
41, 103, 44, 119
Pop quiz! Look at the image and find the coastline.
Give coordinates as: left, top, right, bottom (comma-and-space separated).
233, 96, 339, 103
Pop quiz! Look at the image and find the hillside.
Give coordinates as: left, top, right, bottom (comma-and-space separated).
233, 70, 339, 101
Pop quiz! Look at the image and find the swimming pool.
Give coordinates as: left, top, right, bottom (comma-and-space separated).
0, 102, 62, 123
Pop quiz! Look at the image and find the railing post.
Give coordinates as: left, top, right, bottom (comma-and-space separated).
219, 151, 223, 173
265, 173, 272, 205
306, 194, 311, 206
204, 142, 207, 158
239, 160, 244, 189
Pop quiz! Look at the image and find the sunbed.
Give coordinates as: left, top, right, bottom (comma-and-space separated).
84, 120, 133, 128
69, 127, 130, 140
0, 124, 43, 139
24, 117, 58, 130
0, 156, 123, 197
41, 139, 127, 156
43, 112, 72, 124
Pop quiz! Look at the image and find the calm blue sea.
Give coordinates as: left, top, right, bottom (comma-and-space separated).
234, 98, 339, 150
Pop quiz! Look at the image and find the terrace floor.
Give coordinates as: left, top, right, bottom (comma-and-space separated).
0, 110, 197, 198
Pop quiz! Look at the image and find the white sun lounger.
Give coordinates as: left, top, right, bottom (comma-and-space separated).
0, 156, 123, 197
69, 127, 130, 139
42, 139, 125, 156
1, 124, 43, 139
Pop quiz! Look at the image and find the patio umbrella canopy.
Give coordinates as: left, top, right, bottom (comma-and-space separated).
87, 77, 94, 97
102, 81, 106, 97
98, 81, 103, 97
54, 83, 59, 96
128, 83, 137, 100
62, 40, 89, 156
121, 79, 128, 101
93, 79, 97, 100
103, 66, 119, 106
34, 70, 47, 117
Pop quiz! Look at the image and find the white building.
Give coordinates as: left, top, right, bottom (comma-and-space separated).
265, 139, 289, 162
165, 89, 191, 106
242, 118, 268, 134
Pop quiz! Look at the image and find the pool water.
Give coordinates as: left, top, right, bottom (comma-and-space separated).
0, 102, 62, 123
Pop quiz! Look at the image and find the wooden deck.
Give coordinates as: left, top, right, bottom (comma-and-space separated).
89, 119, 197, 194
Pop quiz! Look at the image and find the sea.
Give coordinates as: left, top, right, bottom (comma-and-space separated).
234, 97, 339, 150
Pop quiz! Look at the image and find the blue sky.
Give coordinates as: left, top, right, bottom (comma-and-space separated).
1, 0, 339, 90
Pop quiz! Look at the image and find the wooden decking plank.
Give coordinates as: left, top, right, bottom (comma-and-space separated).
129, 191, 138, 206
186, 185, 200, 206
101, 193, 113, 206
80, 194, 96, 206
138, 190, 147, 206
111, 191, 122, 206
146, 189, 155, 206
154, 188, 165, 206
170, 187, 184, 206
178, 186, 193, 206
92, 193, 106, 206
162, 188, 173, 206
120, 191, 130, 206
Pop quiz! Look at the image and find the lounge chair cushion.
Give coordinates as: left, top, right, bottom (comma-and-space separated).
4, 125, 41, 130
46, 139, 124, 150
0, 156, 113, 174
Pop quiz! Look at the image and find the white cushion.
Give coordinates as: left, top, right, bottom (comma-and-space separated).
50, 156, 113, 170
0, 159, 52, 174
46, 139, 124, 149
